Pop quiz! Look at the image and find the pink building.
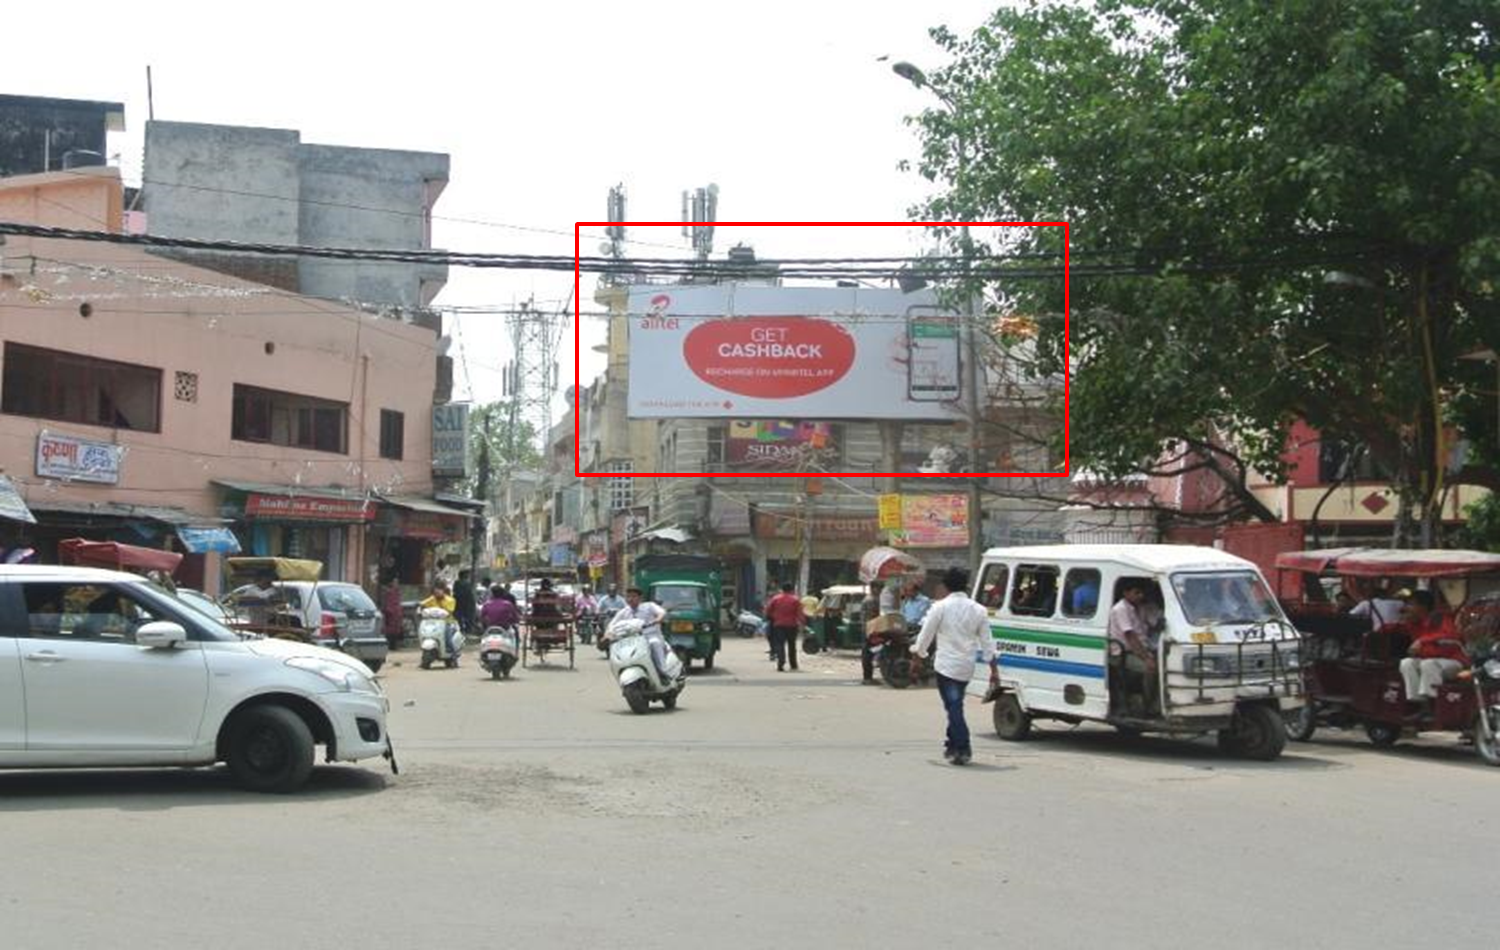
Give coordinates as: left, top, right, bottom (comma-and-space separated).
0, 167, 469, 592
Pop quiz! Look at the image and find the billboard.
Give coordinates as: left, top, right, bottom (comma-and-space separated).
626, 285, 964, 420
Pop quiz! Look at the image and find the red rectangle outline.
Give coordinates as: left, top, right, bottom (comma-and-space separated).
572, 221, 1070, 481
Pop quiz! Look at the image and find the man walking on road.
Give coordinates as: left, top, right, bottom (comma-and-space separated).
911, 567, 996, 765
765, 582, 804, 672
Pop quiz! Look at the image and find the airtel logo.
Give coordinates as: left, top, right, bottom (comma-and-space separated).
682, 318, 856, 398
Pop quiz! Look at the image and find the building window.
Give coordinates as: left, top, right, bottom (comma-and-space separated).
608, 459, 633, 511
706, 426, 725, 466
2, 342, 162, 432
231, 384, 348, 454
379, 409, 404, 460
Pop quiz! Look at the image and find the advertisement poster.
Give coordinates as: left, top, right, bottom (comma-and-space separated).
727, 420, 834, 464
627, 285, 964, 420
891, 494, 969, 548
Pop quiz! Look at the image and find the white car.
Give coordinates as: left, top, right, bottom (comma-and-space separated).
0, 565, 394, 793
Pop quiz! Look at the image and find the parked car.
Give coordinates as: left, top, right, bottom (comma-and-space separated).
0, 565, 394, 792
226, 581, 388, 673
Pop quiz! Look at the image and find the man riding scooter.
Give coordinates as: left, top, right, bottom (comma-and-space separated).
608, 587, 672, 683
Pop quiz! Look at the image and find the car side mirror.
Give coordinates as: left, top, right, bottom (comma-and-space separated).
136, 621, 188, 649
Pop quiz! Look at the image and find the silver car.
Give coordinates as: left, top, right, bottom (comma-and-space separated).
228, 581, 388, 673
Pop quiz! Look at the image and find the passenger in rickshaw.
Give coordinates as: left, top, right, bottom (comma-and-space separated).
1397, 589, 1469, 710
1350, 581, 1404, 632
529, 578, 563, 633
1107, 579, 1160, 716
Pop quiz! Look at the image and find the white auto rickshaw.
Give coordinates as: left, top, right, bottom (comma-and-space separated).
975, 545, 1304, 760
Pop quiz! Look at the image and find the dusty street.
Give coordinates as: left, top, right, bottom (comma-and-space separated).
2, 634, 1493, 949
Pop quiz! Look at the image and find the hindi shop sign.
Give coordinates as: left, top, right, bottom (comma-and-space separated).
753, 509, 880, 542
627, 285, 966, 420
36, 432, 124, 485
891, 494, 969, 548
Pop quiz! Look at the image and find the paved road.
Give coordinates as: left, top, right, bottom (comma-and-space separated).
3, 635, 1493, 949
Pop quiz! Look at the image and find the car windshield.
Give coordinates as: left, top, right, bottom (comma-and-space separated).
318, 585, 377, 613
133, 583, 240, 642
655, 585, 710, 611
1171, 571, 1282, 626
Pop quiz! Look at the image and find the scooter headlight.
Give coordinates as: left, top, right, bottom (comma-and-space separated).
1482, 658, 1500, 681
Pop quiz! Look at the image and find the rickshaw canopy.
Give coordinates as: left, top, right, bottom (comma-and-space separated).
224, 556, 324, 583
58, 538, 183, 575
858, 546, 925, 583
1275, 548, 1500, 580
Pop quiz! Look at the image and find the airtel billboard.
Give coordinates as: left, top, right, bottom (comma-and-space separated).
626, 285, 964, 420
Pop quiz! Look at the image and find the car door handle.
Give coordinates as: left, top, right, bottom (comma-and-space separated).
25, 651, 66, 663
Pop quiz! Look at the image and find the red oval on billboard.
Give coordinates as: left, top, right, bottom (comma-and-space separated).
682, 318, 856, 399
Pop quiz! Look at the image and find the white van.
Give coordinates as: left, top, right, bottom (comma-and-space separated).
972, 545, 1303, 760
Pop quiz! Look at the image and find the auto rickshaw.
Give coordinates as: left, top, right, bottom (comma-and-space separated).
802, 584, 869, 654
1276, 547, 1500, 765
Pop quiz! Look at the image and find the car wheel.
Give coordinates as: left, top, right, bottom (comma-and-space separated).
993, 693, 1032, 741
225, 705, 315, 793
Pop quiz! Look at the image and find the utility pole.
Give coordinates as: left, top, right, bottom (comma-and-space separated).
470, 410, 493, 574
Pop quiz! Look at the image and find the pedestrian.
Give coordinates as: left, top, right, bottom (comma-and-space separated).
765, 582, 804, 672
453, 569, 477, 634
381, 576, 403, 650
910, 567, 997, 765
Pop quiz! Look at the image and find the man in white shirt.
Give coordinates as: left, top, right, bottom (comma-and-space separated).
1350, 583, 1403, 632
610, 587, 672, 683
911, 567, 997, 766
1107, 580, 1157, 715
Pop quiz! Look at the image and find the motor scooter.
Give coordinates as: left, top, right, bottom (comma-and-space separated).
736, 609, 764, 638
478, 625, 519, 679
418, 606, 464, 669
606, 617, 684, 714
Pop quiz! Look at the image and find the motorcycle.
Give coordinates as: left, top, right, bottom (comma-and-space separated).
870, 622, 931, 689
418, 606, 464, 670
606, 617, 684, 714
1467, 640, 1500, 766
478, 625, 519, 680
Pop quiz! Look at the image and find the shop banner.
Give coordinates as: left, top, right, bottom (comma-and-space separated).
727, 420, 834, 464
753, 509, 879, 542
36, 432, 124, 485
890, 494, 969, 548
245, 494, 375, 522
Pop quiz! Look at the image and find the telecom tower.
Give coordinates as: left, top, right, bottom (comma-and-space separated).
501, 298, 563, 456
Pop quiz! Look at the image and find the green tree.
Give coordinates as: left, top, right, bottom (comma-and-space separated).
464, 399, 542, 498
907, 0, 1500, 542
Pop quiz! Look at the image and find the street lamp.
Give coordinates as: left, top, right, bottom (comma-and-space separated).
894, 60, 986, 570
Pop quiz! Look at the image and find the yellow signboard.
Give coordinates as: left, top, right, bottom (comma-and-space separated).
878, 494, 904, 531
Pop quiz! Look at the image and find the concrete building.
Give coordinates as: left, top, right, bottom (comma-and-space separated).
0, 167, 469, 593
141, 120, 449, 312
0, 94, 125, 178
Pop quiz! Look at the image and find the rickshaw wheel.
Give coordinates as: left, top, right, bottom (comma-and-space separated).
1473, 712, 1500, 766
1365, 722, 1401, 747
1286, 704, 1317, 742
802, 636, 822, 655
993, 694, 1032, 741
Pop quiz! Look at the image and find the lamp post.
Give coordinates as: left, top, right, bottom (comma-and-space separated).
894, 61, 986, 570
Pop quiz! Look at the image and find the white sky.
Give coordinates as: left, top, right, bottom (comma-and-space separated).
8, 0, 1003, 424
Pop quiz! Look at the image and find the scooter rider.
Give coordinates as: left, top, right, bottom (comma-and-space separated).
611, 587, 671, 683
597, 584, 628, 616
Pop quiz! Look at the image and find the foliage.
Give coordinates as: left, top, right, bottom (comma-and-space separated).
907, 0, 1500, 537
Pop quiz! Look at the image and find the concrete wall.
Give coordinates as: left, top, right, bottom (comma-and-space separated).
143, 121, 448, 309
